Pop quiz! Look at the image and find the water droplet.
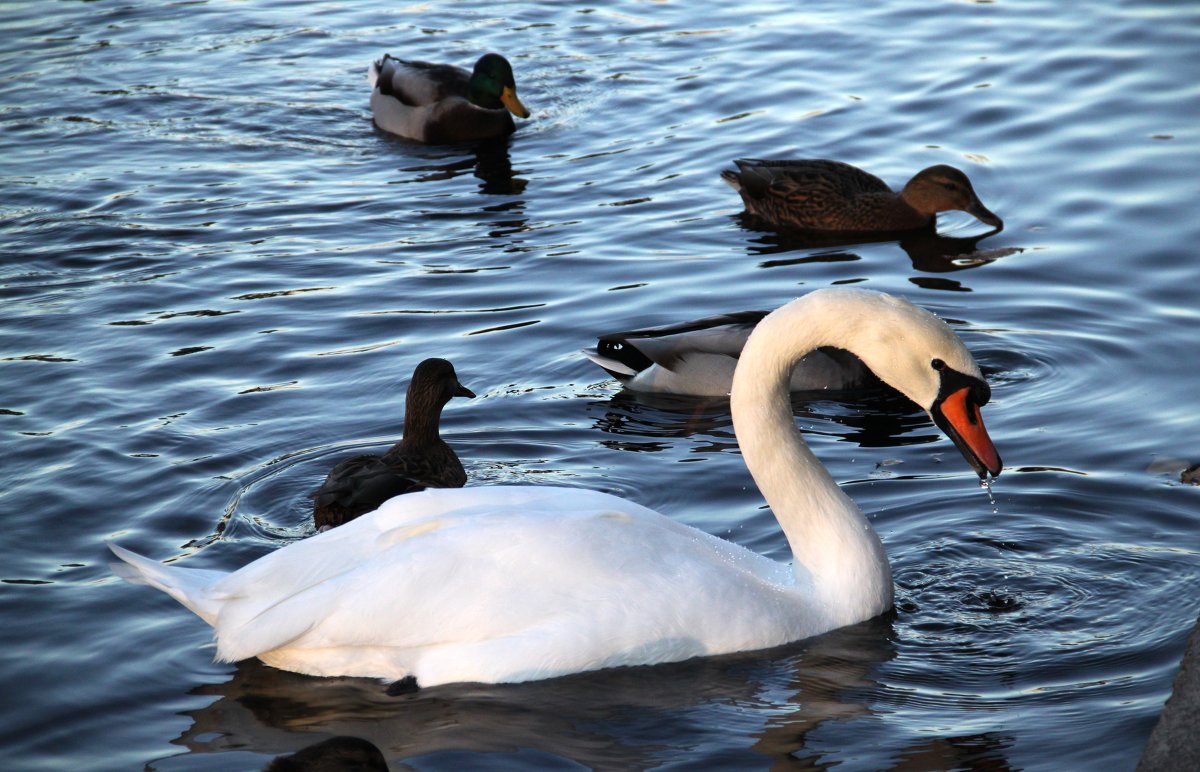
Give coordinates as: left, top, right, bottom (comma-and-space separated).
979, 477, 998, 514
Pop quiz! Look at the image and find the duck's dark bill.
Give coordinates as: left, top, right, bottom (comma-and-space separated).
969, 201, 1004, 230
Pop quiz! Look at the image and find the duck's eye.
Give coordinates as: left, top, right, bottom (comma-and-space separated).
931, 358, 945, 371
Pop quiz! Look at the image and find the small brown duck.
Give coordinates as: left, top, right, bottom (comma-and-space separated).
311, 358, 474, 529
722, 159, 1003, 233
368, 53, 531, 144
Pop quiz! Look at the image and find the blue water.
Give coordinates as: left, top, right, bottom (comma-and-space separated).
2, 0, 1198, 769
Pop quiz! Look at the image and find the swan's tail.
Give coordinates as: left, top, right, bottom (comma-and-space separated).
107, 543, 226, 626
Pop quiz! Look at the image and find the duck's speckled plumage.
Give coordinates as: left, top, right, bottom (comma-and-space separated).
369, 53, 530, 144
722, 159, 1003, 233
311, 358, 473, 529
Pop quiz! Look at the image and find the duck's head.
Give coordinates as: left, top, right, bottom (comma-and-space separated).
409, 358, 476, 409
798, 289, 1003, 479
468, 53, 531, 119
901, 165, 1003, 230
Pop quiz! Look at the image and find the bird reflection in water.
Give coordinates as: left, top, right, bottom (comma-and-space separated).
172, 618, 1013, 769
738, 212, 1021, 277
590, 384, 940, 454
397, 137, 526, 196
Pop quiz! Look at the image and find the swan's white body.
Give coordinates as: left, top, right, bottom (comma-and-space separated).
582, 310, 870, 396
110, 288, 1000, 687
112, 486, 845, 686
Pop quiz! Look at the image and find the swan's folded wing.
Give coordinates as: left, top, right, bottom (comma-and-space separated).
212, 487, 483, 601
213, 488, 798, 674
209, 486, 634, 659
212, 487, 661, 663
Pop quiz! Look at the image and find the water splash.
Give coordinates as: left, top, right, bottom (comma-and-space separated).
980, 476, 998, 515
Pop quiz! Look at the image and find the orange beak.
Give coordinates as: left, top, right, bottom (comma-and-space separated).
500, 86, 530, 119
934, 386, 1002, 478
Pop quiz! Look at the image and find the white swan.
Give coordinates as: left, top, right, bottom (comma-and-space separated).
108, 288, 1002, 688
582, 309, 871, 396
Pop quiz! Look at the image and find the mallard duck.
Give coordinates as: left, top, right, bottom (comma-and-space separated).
582, 309, 871, 396
109, 288, 1002, 688
310, 358, 474, 529
722, 159, 1003, 233
368, 53, 530, 143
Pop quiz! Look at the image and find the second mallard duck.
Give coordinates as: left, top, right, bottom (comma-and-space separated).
368, 53, 531, 143
722, 159, 1003, 233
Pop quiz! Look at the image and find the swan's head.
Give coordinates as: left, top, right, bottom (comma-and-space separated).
923, 355, 1002, 480
846, 290, 1001, 479
759, 289, 1003, 479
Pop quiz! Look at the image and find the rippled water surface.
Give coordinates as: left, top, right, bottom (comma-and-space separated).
2, 0, 1198, 769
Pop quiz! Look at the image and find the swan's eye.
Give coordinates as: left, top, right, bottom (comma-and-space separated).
931, 358, 945, 371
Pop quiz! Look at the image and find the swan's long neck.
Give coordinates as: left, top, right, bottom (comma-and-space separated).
731, 292, 893, 621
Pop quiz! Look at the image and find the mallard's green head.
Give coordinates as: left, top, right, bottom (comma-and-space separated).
468, 53, 531, 119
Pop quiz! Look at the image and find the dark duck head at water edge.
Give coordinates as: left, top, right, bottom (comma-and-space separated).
310, 358, 474, 529
263, 736, 388, 772
721, 159, 1003, 233
369, 52, 531, 143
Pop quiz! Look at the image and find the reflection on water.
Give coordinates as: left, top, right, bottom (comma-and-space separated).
896, 229, 1021, 274
473, 140, 528, 196
396, 139, 527, 196
590, 392, 735, 441
174, 621, 904, 768
590, 381, 936, 451
741, 213, 1021, 277
172, 618, 1019, 768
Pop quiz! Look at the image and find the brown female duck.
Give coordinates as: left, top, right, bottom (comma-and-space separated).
722, 159, 1003, 233
311, 358, 474, 529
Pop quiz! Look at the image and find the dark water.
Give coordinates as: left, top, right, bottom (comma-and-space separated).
2, 0, 1198, 769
